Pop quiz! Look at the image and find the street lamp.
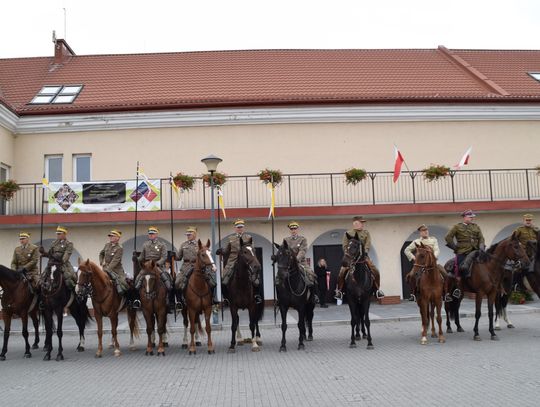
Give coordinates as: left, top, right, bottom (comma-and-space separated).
201, 154, 223, 315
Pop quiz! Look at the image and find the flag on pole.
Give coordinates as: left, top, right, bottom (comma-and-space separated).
393, 145, 405, 183
42, 177, 49, 189
454, 146, 472, 169
217, 186, 227, 219
169, 174, 180, 196
268, 183, 275, 219
137, 165, 150, 183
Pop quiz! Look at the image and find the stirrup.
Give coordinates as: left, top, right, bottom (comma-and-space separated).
376, 289, 385, 299
408, 294, 416, 302
452, 288, 462, 299
132, 299, 141, 309
334, 290, 343, 300
254, 295, 263, 305
175, 302, 184, 311
444, 294, 453, 303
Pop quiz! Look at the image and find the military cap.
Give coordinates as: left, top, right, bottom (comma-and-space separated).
352, 216, 367, 223
417, 224, 428, 231
56, 226, 68, 234
461, 210, 476, 218
147, 226, 159, 234
523, 214, 534, 220
185, 226, 197, 234
234, 219, 245, 227
108, 230, 122, 237
19, 232, 31, 239
288, 221, 300, 229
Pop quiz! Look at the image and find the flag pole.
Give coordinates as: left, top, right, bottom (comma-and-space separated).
271, 175, 277, 325
169, 172, 175, 250
39, 173, 46, 274
133, 161, 139, 279
217, 186, 224, 322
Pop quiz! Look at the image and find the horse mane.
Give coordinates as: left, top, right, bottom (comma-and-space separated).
0, 264, 22, 282
486, 241, 500, 254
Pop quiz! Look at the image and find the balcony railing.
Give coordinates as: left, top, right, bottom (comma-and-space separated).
3, 168, 540, 216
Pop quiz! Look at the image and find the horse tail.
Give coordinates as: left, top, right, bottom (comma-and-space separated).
495, 292, 508, 318
69, 297, 93, 329
128, 308, 140, 339
196, 314, 204, 336
447, 297, 460, 320
256, 292, 265, 322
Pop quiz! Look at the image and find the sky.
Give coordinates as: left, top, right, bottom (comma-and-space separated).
1, 0, 540, 58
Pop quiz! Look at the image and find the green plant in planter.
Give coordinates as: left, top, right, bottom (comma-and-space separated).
258, 169, 283, 186
202, 172, 227, 187
0, 179, 20, 201
172, 173, 195, 191
423, 164, 451, 182
344, 168, 367, 185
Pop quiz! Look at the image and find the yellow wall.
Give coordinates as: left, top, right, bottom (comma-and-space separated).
0, 125, 14, 173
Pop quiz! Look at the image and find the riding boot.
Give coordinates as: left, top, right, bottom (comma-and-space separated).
211, 287, 219, 305
132, 289, 141, 309
221, 284, 230, 305
175, 289, 184, 311
253, 284, 263, 305
167, 289, 175, 314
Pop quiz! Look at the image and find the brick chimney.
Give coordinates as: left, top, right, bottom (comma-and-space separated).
54, 38, 76, 64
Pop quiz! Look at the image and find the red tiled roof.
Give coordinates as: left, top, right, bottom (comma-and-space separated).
1, 45, 540, 116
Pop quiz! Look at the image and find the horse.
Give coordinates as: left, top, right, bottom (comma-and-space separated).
464, 233, 529, 341
408, 243, 445, 345
274, 240, 315, 352
494, 262, 518, 330
225, 237, 264, 353
444, 275, 465, 333
0, 265, 40, 360
522, 231, 540, 298
184, 239, 216, 355
41, 259, 92, 361
76, 259, 139, 358
138, 260, 168, 356
342, 233, 373, 349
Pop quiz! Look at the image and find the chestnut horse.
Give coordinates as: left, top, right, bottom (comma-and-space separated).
76, 259, 139, 357
464, 233, 529, 341
139, 260, 168, 356
409, 243, 445, 345
0, 265, 40, 360
184, 240, 215, 355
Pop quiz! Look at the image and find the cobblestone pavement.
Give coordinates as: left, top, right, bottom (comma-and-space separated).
1, 307, 540, 407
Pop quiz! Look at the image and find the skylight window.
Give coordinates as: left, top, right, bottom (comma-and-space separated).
529, 72, 540, 82
29, 85, 83, 104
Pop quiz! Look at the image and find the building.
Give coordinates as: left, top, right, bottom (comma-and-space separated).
2, 39, 540, 302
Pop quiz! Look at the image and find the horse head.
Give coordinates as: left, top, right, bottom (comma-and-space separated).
343, 232, 365, 266
412, 243, 436, 270
505, 232, 530, 268
237, 238, 261, 275
197, 239, 215, 271
75, 258, 94, 297
273, 240, 296, 280
140, 260, 160, 298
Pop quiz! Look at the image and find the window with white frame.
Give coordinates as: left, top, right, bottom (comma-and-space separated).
45, 155, 63, 182
29, 85, 83, 104
529, 72, 540, 82
73, 154, 91, 182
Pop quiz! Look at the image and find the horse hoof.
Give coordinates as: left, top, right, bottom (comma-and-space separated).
507, 324, 515, 329
279, 346, 287, 353
208, 350, 215, 355
56, 354, 64, 361
421, 338, 428, 345
188, 350, 196, 355
108, 344, 114, 349
77, 346, 85, 352
181, 344, 188, 349
439, 337, 446, 344
362, 334, 367, 339
251, 347, 261, 353
0, 355, 5, 361
298, 344, 305, 351
237, 341, 244, 346
494, 326, 501, 331
114, 350, 122, 357
129, 346, 137, 352
446, 328, 453, 334
163, 342, 169, 348
145, 351, 153, 356
95, 353, 102, 358
228, 348, 236, 354
32, 344, 39, 350
366, 345, 374, 350
306, 335, 313, 342
473, 335, 482, 341
158, 352, 165, 356
349, 343, 357, 348
457, 327, 465, 333
196, 342, 202, 347
43, 354, 51, 361
24, 353, 32, 358
355, 334, 361, 340
256, 340, 263, 346
491, 335, 499, 341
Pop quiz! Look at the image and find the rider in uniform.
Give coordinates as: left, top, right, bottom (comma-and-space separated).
217, 219, 262, 304
99, 230, 127, 295
513, 214, 538, 273
335, 216, 384, 300
134, 226, 175, 313
282, 221, 319, 303
40, 226, 77, 290
11, 232, 40, 294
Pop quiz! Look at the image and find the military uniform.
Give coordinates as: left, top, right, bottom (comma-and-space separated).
11, 242, 40, 290
513, 225, 538, 259
42, 238, 77, 289
99, 242, 127, 294
135, 237, 172, 289
175, 239, 198, 290
404, 236, 440, 261
221, 232, 256, 285
445, 217, 485, 276
280, 235, 316, 286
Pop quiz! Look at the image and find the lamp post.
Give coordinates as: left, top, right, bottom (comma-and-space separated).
201, 154, 223, 319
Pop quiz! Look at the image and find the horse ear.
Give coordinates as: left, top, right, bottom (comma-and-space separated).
282, 239, 289, 249
274, 242, 280, 250
198, 239, 203, 249
414, 242, 420, 248
85, 259, 90, 266
206, 239, 211, 249
78, 257, 82, 265
354, 232, 359, 240
239, 236, 245, 246
345, 232, 352, 240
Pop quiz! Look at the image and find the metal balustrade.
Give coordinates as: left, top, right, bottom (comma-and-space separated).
3, 168, 540, 216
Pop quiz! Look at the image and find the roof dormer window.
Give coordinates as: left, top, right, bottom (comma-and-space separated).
529, 72, 540, 82
29, 84, 83, 104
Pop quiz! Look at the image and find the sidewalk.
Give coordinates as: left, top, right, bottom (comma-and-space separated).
3, 297, 540, 334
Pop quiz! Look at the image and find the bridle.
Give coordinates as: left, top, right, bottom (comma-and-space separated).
276, 247, 307, 297
42, 263, 65, 298
188, 248, 214, 299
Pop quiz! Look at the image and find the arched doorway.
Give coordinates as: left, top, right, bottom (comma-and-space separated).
492, 223, 520, 244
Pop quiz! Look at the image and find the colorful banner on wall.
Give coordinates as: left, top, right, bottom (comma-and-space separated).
47, 180, 161, 213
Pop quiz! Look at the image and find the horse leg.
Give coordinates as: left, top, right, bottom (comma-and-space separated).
255, 322, 263, 346
248, 307, 260, 353
195, 314, 202, 347
488, 294, 498, 341
43, 310, 53, 361
182, 310, 189, 349
144, 310, 154, 356
229, 307, 239, 353
236, 326, 244, 346
157, 307, 167, 356
349, 302, 357, 348
204, 307, 215, 354
95, 313, 103, 358
188, 310, 197, 355
297, 306, 306, 350
419, 299, 428, 345
55, 310, 64, 361
111, 314, 122, 357
364, 297, 374, 349
473, 294, 483, 341
30, 308, 40, 350
445, 301, 453, 333
21, 313, 32, 358
436, 297, 445, 343
455, 299, 465, 332
279, 305, 288, 352
128, 308, 138, 351
430, 301, 437, 338
305, 304, 314, 341
503, 306, 514, 329
0, 312, 12, 360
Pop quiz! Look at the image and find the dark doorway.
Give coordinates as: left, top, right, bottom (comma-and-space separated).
255, 247, 264, 299
400, 241, 413, 299
313, 244, 343, 304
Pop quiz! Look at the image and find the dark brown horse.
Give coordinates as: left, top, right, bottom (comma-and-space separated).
184, 239, 215, 355
41, 259, 92, 361
523, 230, 540, 298
139, 260, 168, 356
225, 237, 264, 353
465, 233, 529, 341
0, 265, 40, 360
76, 259, 139, 357
408, 243, 445, 345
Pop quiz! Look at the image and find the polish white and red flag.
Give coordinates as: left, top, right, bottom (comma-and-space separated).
454, 146, 472, 170
393, 145, 405, 183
